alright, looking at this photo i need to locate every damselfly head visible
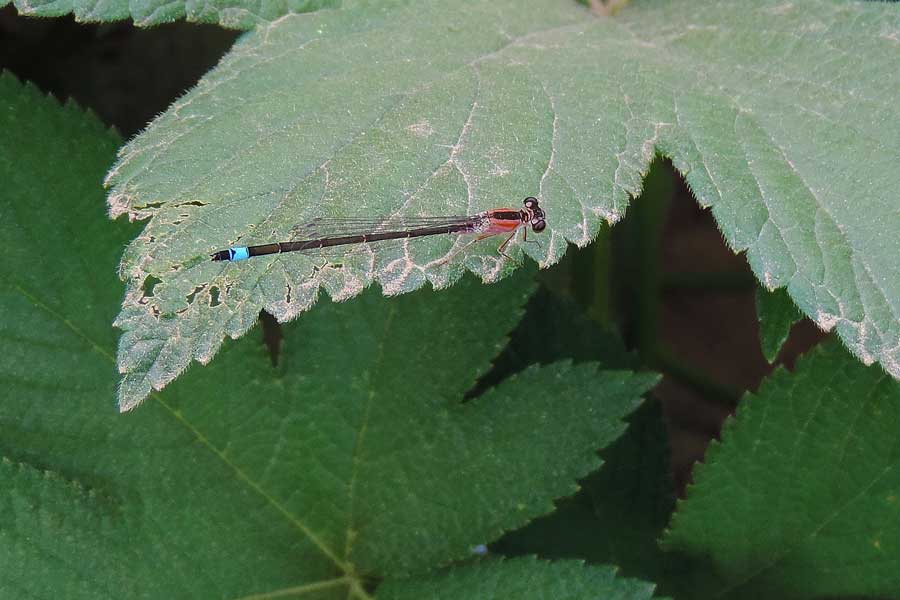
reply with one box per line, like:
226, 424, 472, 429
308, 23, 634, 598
522, 197, 546, 233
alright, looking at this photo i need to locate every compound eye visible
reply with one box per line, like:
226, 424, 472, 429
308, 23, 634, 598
524, 196, 538, 208
532, 219, 546, 233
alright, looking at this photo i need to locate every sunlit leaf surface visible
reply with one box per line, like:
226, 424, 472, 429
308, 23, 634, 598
107, 0, 900, 409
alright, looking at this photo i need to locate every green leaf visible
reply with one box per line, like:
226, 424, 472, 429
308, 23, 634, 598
378, 556, 663, 600
6, 279, 659, 589
0, 70, 138, 595
106, 0, 900, 410
662, 338, 900, 600
1, 75, 658, 595
0, 458, 136, 596
1, 0, 338, 29
0, 70, 131, 367
472, 289, 674, 582
755, 286, 803, 363
473, 288, 673, 581
474, 287, 637, 396
494, 399, 676, 584
4, 329, 655, 596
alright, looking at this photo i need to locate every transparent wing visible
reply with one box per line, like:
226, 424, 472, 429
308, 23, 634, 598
289, 214, 483, 240
273, 214, 488, 264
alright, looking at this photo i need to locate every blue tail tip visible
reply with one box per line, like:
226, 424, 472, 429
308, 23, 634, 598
211, 247, 250, 262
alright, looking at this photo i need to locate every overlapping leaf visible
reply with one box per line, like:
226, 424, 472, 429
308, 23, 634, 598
106, 0, 900, 410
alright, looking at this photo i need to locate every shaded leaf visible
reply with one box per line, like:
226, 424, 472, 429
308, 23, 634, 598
1, 457, 192, 598
0, 70, 132, 378
378, 556, 662, 600
755, 286, 803, 363
106, 0, 900, 410
663, 339, 900, 599
472, 286, 637, 396
495, 399, 675, 584
474, 288, 673, 582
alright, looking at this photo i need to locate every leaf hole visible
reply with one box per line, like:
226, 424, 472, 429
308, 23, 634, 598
186, 284, 207, 304
209, 286, 221, 307
141, 275, 162, 300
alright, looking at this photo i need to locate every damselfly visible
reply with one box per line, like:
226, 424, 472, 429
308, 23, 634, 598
211, 197, 546, 262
